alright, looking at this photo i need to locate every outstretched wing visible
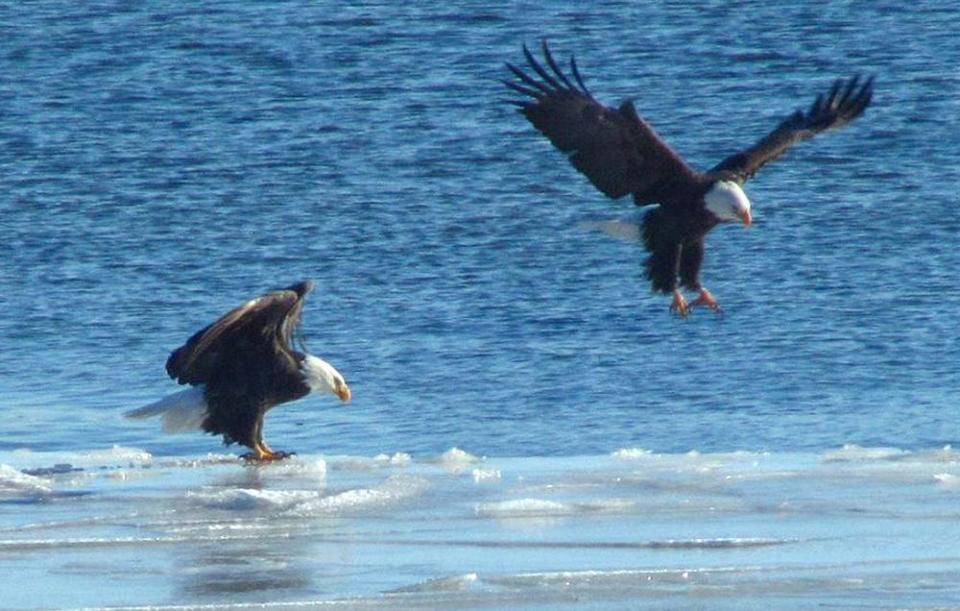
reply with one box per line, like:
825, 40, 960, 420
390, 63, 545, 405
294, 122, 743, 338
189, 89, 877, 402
166, 281, 313, 385
711, 76, 874, 183
504, 41, 701, 205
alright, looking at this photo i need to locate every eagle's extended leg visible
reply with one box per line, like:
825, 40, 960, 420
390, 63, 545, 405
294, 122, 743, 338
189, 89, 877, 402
240, 415, 294, 461
690, 287, 722, 314
670, 290, 690, 318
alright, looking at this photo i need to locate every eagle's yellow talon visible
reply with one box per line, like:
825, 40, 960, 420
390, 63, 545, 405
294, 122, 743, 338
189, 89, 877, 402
690, 288, 722, 314
670, 291, 690, 318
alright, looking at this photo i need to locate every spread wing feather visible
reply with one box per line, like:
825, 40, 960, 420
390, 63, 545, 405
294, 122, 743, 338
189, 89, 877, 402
711, 76, 873, 182
505, 41, 701, 204
165, 281, 313, 385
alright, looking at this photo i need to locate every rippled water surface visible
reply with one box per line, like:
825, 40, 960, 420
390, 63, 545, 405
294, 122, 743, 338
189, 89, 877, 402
1, 1, 958, 607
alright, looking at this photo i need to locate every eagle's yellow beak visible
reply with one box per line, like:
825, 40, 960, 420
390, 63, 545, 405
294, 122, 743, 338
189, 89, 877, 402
740, 209, 752, 227
336, 382, 352, 403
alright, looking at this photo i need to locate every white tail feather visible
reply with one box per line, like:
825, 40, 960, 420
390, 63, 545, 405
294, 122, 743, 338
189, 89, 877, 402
577, 218, 643, 242
125, 386, 208, 433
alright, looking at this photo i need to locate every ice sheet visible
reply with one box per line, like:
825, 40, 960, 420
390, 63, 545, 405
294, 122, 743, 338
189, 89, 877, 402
2, 446, 960, 608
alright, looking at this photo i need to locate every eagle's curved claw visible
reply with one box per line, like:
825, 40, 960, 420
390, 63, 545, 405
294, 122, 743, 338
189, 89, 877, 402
670, 290, 690, 318
690, 288, 723, 315
242, 451, 295, 463
243, 443, 296, 462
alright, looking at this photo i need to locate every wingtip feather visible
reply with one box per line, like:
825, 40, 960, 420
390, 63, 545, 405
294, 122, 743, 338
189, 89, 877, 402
540, 39, 576, 91
502, 79, 540, 98
569, 55, 590, 95
522, 41, 564, 91
506, 61, 551, 94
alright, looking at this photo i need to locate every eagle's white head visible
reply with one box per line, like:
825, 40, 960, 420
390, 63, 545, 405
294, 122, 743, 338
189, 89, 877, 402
301, 354, 352, 402
705, 180, 752, 226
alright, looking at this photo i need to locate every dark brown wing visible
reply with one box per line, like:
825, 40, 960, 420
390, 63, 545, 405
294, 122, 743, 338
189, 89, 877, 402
711, 76, 874, 183
504, 41, 701, 205
166, 281, 313, 385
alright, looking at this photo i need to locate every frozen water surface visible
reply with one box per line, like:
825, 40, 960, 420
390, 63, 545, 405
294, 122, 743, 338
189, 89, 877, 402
3, 446, 960, 609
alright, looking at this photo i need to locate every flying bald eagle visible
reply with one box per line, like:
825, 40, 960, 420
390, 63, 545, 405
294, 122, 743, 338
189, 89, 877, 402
126, 281, 351, 461
504, 42, 873, 316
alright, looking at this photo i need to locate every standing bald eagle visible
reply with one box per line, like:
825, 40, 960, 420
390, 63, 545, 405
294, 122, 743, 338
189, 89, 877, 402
504, 42, 873, 316
126, 281, 351, 461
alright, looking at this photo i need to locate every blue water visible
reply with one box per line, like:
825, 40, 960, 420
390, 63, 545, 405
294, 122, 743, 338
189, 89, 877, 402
2, 1, 958, 461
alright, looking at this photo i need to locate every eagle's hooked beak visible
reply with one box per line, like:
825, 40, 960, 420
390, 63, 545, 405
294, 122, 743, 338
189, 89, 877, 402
739, 209, 752, 227
335, 380, 352, 402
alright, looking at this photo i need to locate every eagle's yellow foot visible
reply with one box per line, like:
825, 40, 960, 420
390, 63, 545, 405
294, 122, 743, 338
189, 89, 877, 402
242, 442, 295, 462
690, 288, 722, 314
670, 290, 690, 318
